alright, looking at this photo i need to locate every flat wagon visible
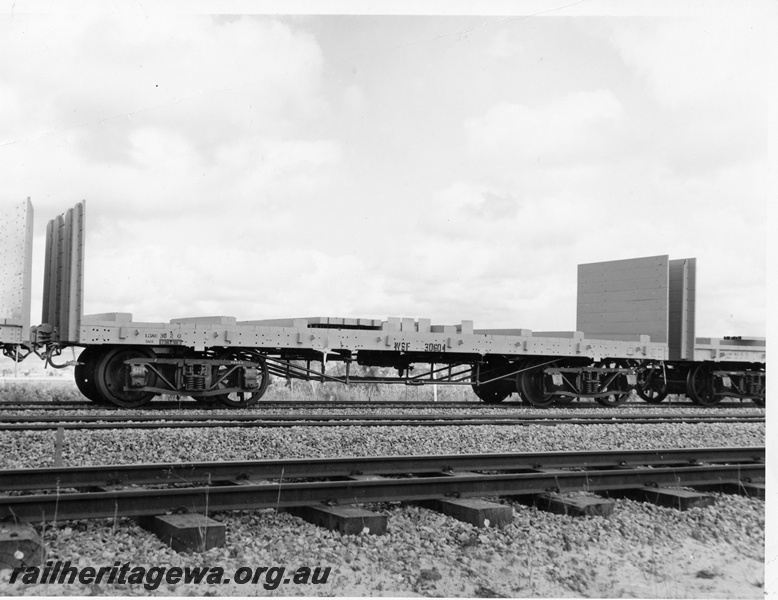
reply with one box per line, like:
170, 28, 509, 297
0, 200, 765, 408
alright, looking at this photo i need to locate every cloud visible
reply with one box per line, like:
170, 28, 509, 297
83, 241, 373, 322
0, 13, 353, 325
464, 90, 624, 172
343, 84, 367, 113
0, 13, 340, 218
609, 18, 767, 172
1, 15, 766, 340
610, 18, 765, 111
0, 15, 324, 152
487, 29, 526, 59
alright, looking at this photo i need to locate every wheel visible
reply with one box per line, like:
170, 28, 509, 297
595, 392, 630, 407
472, 384, 511, 404
94, 346, 157, 408
635, 365, 669, 404
74, 346, 107, 403
686, 363, 722, 406
471, 364, 513, 404
212, 349, 270, 408
519, 359, 555, 408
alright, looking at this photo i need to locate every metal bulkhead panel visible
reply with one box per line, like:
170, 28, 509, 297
41, 201, 85, 343
0, 198, 34, 344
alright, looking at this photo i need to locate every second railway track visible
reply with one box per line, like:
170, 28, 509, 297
0, 411, 764, 430
0, 446, 764, 523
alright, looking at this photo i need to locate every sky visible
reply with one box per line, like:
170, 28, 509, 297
0, 1, 772, 338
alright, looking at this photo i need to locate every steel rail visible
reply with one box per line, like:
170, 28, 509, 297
0, 399, 760, 410
0, 400, 531, 410
0, 447, 764, 492
0, 461, 763, 523
0, 413, 764, 431
0, 412, 764, 423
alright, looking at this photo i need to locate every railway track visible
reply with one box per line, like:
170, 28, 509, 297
0, 411, 764, 430
0, 398, 761, 411
0, 447, 764, 523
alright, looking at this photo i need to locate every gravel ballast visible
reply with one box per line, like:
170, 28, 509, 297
0, 393, 765, 598
0, 421, 764, 469
0, 494, 764, 597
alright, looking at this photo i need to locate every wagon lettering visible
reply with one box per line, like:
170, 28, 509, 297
424, 343, 446, 352
394, 342, 410, 352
